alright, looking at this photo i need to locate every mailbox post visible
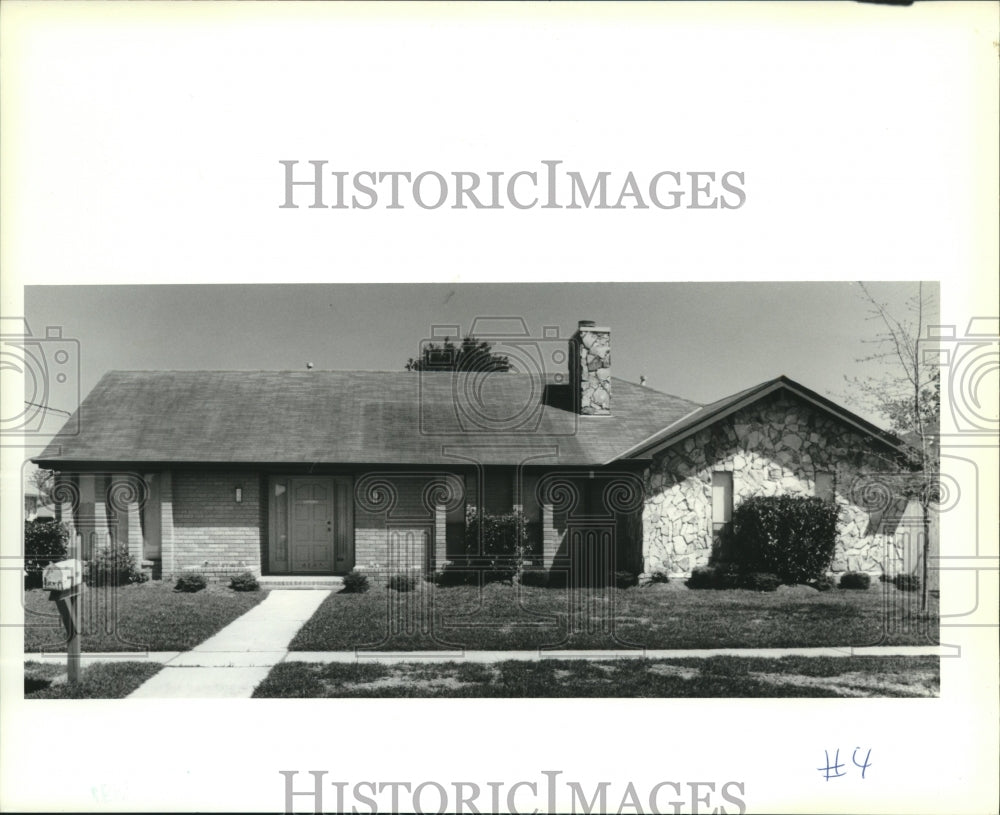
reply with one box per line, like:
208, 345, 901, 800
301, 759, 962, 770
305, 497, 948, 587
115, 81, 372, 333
43, 559, 84, 683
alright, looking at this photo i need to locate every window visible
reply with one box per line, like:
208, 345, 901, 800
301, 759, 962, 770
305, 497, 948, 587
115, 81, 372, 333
712, 471, 733, 526
815, 472, 835, 503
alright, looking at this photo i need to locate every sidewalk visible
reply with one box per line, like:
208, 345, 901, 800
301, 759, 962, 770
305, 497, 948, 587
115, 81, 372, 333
283, 644, 954, 664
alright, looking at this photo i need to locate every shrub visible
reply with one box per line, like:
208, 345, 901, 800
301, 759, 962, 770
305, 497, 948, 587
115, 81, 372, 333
739, 571, 782, 592
813, 574, 837, 592
430, 568, 476, 587
731, 495, 839, 584
720, 564, 743, 589
387, 573, 417, 592
24, 519, 69, 588
686, 565, 721, 590
342, 569, 370, 593
839, 571, 871, 590
614, 570, 638, 589
84, 541, 146, 587
646, 571, 670, 585
518, 570, 549, 588
175, 573, 208, 593
464, 508, 530, 582
229, 571, 259, 592
892, 573, 921, 592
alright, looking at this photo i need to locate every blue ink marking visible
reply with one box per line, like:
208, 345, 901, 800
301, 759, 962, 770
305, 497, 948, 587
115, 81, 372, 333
819, 749, 846, 780
852, 747, 872, 779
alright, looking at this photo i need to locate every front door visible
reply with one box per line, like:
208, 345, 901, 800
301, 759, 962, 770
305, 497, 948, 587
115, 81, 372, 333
268, 475, 354, 575
289, 478, 335, 572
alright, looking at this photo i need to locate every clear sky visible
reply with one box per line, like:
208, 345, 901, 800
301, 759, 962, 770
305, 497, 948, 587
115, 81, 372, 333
23, 280, 937, 445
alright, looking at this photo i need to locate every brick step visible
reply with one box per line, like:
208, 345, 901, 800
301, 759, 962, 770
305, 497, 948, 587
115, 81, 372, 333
257, 575, 344, 590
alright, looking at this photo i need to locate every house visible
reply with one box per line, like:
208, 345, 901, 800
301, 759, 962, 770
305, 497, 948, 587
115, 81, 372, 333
33, 321, 920, 583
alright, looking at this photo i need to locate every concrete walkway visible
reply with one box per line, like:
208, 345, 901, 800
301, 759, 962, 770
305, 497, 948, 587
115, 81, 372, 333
127, 589, 331, 698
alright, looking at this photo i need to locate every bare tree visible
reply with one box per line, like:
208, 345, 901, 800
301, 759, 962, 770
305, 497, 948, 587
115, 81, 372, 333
846, 282, 939, 611
28, 468, 57, 513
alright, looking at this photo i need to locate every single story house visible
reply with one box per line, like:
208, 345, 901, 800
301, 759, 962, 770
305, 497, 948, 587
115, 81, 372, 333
33, 321, 921, 583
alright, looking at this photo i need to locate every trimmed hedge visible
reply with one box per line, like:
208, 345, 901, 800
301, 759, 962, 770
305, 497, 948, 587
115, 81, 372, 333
839, 571, 871, 590
686, 565, 782, 591
892, 573, 921, 592
686, 565, 741, 590
342, 569, 370, 593
229, 571, 260, 592
739, 571, 782, 592
175, 573, 208, 593
731, 495, 839, 584
387, 573, 417, 592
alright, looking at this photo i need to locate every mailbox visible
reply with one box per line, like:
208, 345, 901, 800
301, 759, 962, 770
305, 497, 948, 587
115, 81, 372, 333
42, 559, 83, 592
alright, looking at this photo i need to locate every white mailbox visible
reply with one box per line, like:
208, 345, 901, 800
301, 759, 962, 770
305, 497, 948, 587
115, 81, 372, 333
42, 559, 83, 592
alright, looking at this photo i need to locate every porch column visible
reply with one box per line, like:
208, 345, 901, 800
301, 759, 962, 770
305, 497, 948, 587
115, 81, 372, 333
108, 475, 144, 567
159, 471, 176, 576
434, 504, 447, 570
55, 473, 80, 557
78, 473, 111, 558
126, 498, 143, 567
542, 503, 557, 570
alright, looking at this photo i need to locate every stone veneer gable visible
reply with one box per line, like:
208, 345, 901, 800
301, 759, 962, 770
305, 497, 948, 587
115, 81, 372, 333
641, 391, 908, 578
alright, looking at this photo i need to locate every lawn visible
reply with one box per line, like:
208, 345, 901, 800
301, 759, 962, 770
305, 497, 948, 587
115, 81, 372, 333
288, 581, 939, 651
253, 655, 939, 698
22, 581, 268, 653
24, 660, 162, 699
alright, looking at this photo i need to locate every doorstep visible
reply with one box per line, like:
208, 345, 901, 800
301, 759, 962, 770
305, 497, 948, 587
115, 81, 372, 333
257, 575, 344, 589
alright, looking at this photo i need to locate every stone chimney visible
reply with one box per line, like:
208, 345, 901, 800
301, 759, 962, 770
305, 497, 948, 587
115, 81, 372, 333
569, 320, 611, 415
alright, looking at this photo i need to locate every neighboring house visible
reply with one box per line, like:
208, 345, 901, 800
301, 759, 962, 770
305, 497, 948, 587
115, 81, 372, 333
33, 321, 920, 583
24, 486, 42, 521
23, 477, 54, 522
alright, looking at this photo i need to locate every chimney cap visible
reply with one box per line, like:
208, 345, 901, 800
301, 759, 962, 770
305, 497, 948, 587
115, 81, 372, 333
575, 320, 611, 333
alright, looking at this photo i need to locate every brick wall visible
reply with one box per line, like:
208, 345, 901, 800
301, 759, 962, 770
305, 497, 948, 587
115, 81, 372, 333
169, 471, 263, 579
354, 474, 436, 575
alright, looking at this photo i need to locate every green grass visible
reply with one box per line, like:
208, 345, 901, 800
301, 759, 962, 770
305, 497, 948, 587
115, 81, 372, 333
24, 660, 162, 699
253, 655, 939, 698
288, 581, 939, 651
22, 580, 268, 653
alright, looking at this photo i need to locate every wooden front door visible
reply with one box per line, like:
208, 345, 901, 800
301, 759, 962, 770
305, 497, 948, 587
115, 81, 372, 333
270, 476, 353, 575
289, 478, 334, 572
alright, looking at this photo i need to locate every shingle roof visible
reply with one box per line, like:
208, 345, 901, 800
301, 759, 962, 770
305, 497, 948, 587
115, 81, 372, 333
34, 370, 701, 467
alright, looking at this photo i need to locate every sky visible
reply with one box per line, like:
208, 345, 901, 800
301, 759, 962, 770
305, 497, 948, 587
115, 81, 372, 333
22, 280, 938, 446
